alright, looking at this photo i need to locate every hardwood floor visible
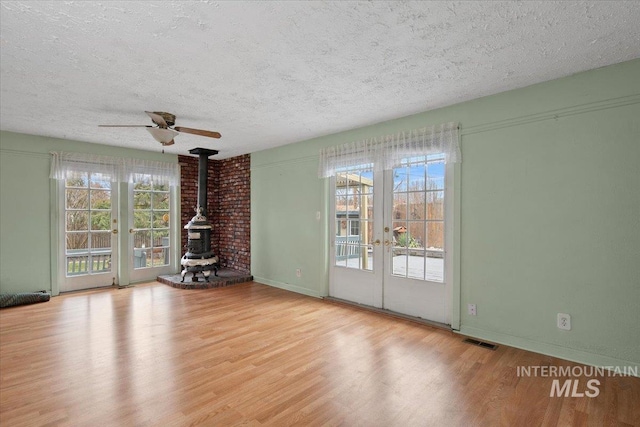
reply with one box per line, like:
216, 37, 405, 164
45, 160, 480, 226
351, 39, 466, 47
1, 282, 638, 426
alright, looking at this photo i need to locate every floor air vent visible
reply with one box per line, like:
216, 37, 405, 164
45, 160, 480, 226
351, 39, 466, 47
463, 338, 498, 350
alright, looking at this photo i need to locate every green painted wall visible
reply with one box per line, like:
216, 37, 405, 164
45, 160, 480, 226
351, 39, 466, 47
251, 59, 640, 370
251, 157, 328, 297
0, 132, 178, 295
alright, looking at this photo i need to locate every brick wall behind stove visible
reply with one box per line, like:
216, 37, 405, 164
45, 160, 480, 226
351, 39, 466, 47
178, 154, 250, 273
213, 154, 251, 272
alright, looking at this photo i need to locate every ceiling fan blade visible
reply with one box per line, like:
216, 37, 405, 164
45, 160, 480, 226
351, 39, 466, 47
98, 125, 152, 128
145, 111, 168, 128
174, 126, 221, 139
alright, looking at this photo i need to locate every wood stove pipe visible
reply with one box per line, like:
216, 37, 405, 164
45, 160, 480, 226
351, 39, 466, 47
188, 147, 219, 215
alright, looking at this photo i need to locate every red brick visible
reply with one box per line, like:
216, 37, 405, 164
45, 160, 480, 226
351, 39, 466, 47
178, 154, 251, 273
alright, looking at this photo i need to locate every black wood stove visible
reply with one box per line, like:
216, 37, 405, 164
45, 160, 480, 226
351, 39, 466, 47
180, 148, 220, 282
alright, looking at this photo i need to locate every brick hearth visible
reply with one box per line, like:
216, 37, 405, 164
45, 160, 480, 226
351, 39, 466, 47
157, 269, 253, 290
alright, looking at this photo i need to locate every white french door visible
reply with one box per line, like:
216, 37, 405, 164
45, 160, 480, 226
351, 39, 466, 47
54, 153, 180, 293
330, 168, 383, 307
59, 173, 177, 292
329, 155, 453, 325
128, 175, 176, 282
59, 171, 118, 292
381, 155, 452, 323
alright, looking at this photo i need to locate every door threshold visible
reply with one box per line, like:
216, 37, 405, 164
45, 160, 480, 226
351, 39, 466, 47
60, 284, 120, 295
323, 296, 451, 331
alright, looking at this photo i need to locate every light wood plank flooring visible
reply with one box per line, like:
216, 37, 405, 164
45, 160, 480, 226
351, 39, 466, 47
1, 282, 638, 426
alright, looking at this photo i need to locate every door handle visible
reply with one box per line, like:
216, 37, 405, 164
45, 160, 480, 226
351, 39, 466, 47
384, 240, 391, 246
374, 239, 381, 246
112, 229, 118, 234
129, 228, 134, 234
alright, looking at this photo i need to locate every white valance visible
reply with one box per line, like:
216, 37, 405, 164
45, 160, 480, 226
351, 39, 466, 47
50, 152, 180, 186
50, 152, 123, 181
124, 158, 180, 186
318, 122, 460, 178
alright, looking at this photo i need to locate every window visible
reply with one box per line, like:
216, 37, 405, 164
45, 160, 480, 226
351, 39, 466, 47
348, 218, 360, 236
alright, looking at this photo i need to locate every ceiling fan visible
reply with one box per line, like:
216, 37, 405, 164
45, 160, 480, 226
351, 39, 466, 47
99, 111, 221, 146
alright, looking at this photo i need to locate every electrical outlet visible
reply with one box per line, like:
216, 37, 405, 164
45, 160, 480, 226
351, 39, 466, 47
557, 313, 571, 330
468, 304, 477, 316
296, 268, 301, 278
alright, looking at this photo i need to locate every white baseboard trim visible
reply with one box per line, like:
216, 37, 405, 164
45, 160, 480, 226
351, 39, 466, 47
458, 326, 639, 377
253, 276, 322, 299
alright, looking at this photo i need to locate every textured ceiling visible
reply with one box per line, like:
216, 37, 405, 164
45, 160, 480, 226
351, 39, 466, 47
1, 1, 639, 158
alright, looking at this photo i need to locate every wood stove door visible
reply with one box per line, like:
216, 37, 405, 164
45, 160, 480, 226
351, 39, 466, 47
59, 173, 119, 292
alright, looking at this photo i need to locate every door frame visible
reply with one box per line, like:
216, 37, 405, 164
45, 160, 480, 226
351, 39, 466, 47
127, 180, 179, 283
51, 180, 180, 294
56, 176, 119, 293
327, 160, 459, 327
381, 161, 455, 325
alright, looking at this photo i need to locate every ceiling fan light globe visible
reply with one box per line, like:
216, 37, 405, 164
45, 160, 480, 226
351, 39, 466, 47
147, 127, 179, 144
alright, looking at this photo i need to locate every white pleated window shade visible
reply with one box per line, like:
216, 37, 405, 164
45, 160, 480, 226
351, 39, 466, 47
318, 122, 460, 178
50, 152, 180, 186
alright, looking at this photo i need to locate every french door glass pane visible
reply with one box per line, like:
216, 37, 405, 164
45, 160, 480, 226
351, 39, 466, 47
132, 176, 171, 269
90, 190, 111, 209
407, 163, 426, 190
134, 211, 151, 228
92, 232, 111, 250
427, 161, 445, 190
394, 193, 407, 220
335, 168, 374, 271
90, 173, 112, 189
91, 211, 111, 230
64, 172, 113, 277
408, 221, 425, 249
134, 230, 151, 248
152, 211, 169, 228
66, 189, 88, 209
152, 192, 169, 209
391, 155, 445, 282
66, 212, 88, 230
67, 232, 88, 250
427, 191, 444, 220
